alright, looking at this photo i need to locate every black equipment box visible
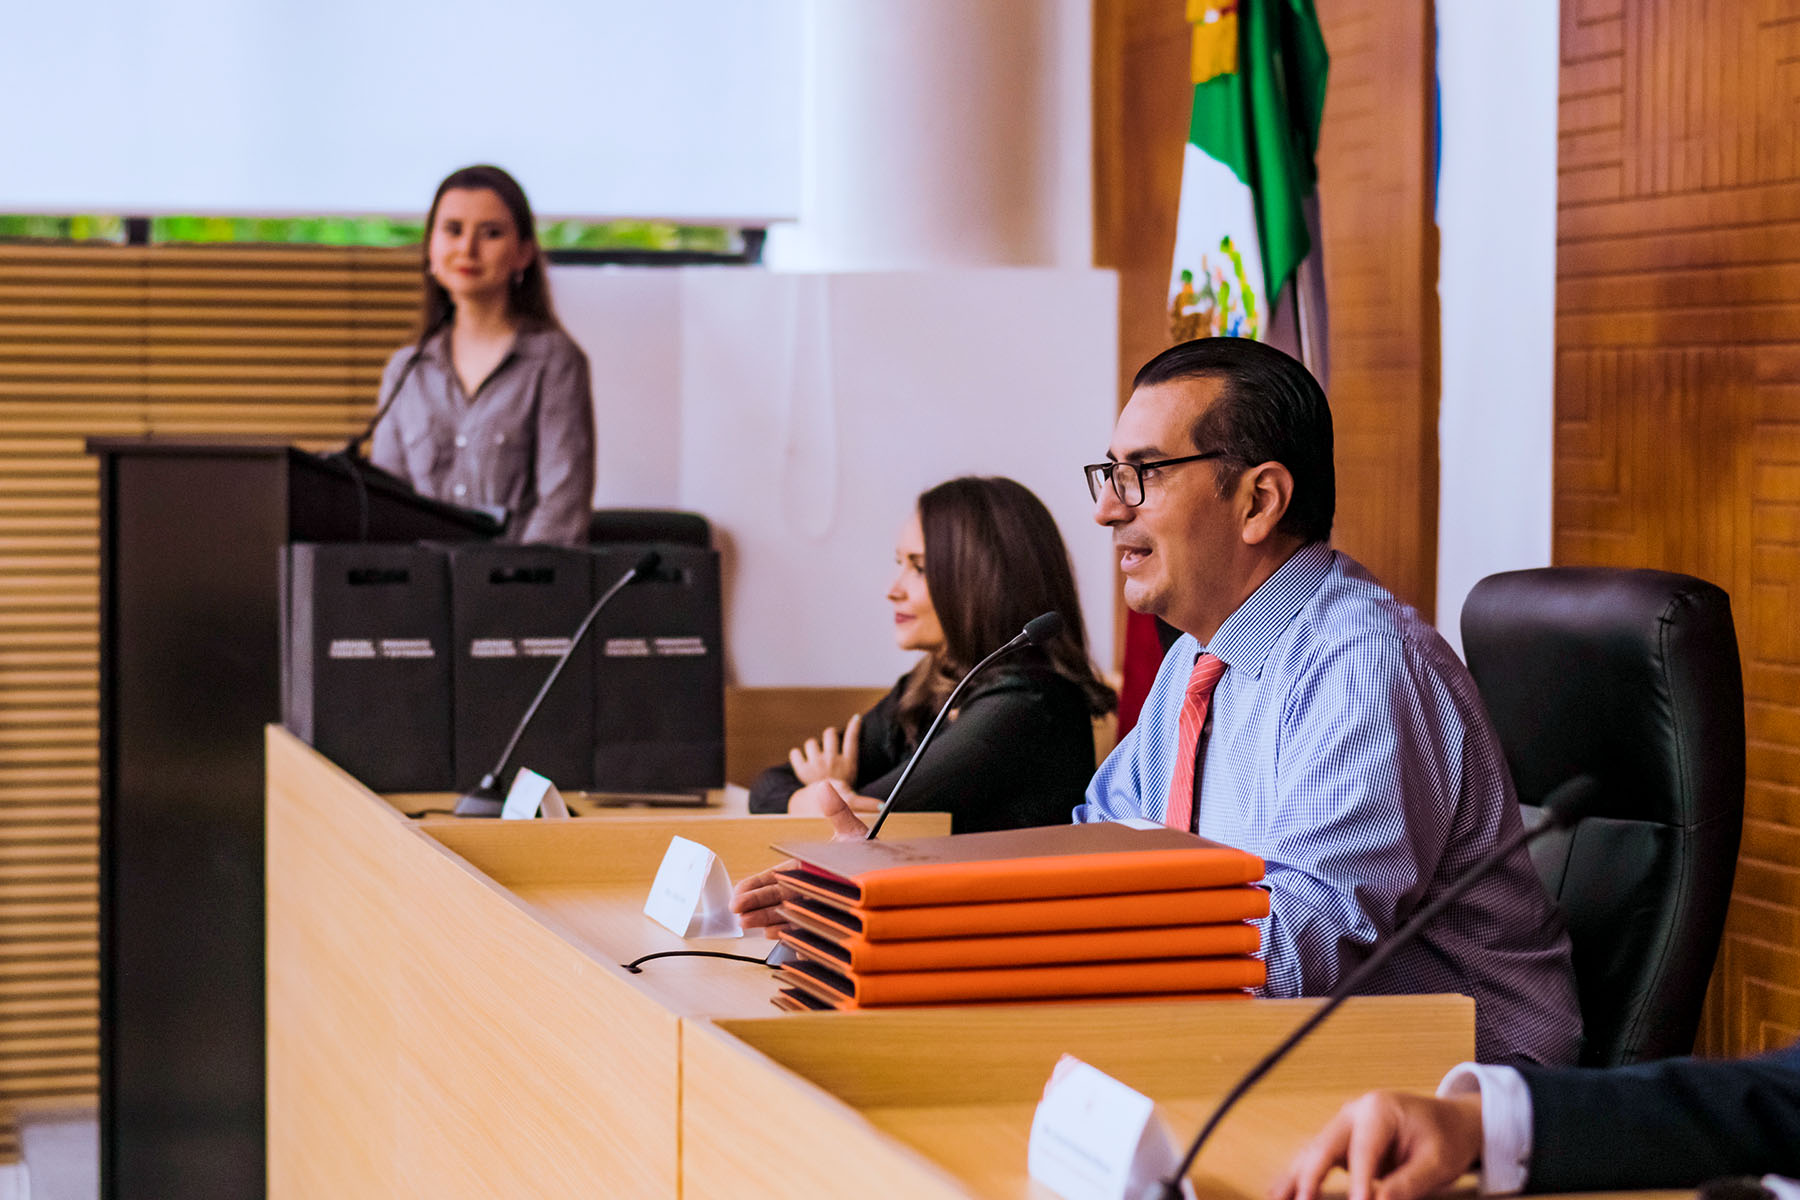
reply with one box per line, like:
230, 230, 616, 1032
590, 544, 726, 792
449, 543, 597, 790
282, 542, 454, 792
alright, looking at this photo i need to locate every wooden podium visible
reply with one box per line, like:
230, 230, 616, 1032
90, 440, 497, 1199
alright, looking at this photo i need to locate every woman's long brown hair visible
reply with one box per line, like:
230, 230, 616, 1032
415, 164, 560, 344
895, 476, 1115, 738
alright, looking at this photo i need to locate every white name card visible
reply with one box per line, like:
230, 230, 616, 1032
501, 768, 570, 820
643, 836, 743, 938
1028, 1055, 1195, 1200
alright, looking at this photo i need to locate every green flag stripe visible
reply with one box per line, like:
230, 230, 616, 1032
1187, 74, 1247, 180
1184, 0, 1330, 307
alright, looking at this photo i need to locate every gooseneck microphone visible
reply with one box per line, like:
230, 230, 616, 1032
1155, 773, 1601, 1199
342, 325, 441, 459
454, 550, 661, 817
319, 332, 442, 541
863, 611, 1065, 839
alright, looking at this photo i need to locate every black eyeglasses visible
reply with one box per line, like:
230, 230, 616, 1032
1083, 452, 1224, 507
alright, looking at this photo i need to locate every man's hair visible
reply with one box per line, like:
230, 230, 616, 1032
1132, 337, 1335, 544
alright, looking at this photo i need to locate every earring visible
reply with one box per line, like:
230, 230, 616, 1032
511, 270, 524, 287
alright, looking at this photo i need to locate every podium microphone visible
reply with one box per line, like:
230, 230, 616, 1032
1155, 773, 1600, 1199
454, 550, 662, 817
342, 338, 431, 460
864, 611, 1064, 839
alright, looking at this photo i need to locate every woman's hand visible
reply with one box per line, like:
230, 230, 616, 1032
788, 713, 861, 786
787, 778, 882, 816
732, 782, 873, 937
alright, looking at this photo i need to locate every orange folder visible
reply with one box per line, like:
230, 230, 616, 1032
771, 822, 1265, 909
771, 984, 1256, 1014
780, 885, 1271, 942
773, 987, 829, 1013
776, 949, 1268, 1007
776, 918, 1261, 974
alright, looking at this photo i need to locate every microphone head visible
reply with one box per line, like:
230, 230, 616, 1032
631, 550, 661, 578
1538, 773, 1599, 830
1022, 612, 1064, 645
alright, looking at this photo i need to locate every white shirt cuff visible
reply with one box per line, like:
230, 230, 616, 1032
1438, 1062, 1533, 1194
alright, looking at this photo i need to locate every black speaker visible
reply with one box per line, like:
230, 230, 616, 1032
282, 542, 453, 792
449, 543, 597, 790
590, 543, 725, 791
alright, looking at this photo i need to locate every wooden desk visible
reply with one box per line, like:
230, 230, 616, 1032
265, 725, 945, 1198
683, 997, 1475, 1199
269, 727, 1680, 1200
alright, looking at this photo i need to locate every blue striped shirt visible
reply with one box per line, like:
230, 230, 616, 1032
1079, 544, 1582, 1065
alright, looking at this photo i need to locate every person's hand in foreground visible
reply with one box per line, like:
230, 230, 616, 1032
788, 713, 861, 786
730, 780, 871, 938
1271, 1090, 1484, 1200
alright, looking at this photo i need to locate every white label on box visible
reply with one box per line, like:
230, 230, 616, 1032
501, 768, 569, 820
1028, 1056, 1195, 1200
644, 836, 743, 938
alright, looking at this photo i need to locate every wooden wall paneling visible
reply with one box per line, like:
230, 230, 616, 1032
0, 242, 417, 1114
1554, 0, 1800, 1057
1094, 0, 1439, 621
1092, 0, 1192, 414
723, 685, 892, 788
1310, 0, 1438, 616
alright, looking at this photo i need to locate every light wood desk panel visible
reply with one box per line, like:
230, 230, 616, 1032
421, 812, 950, 1018
683, 996, 1474, 1200
269, 725, 679, 1197
266, 726, 947, 1198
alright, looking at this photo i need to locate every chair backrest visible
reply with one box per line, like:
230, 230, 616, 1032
1460, 567, 1744, 1067
588, 508, 712, 548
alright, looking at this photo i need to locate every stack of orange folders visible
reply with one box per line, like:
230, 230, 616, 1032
766, 822, 1270, 1011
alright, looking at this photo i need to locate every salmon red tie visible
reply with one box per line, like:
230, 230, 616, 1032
1164, 652, 1226, 832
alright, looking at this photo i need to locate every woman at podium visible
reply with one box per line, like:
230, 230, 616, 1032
749, 476, 1116, 832
371, 165, 595, 546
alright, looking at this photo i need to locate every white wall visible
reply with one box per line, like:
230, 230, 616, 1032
0, 0, 802, 221
680, 269, 1118, 686
549, 265, 1120, 689
1435, 2, 1560, 652
542, 1, 1113, 687
552, 269, 684, 509
766, 0, 1093, 271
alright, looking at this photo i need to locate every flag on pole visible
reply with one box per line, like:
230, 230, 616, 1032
1166, 0, 1328, 357
1123, 2, 1330, 743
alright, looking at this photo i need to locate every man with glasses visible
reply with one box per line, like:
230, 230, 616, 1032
1078, 336, 1578, 1066
734, 337, 1578, 1066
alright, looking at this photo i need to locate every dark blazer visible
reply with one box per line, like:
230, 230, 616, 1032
1520, 1042, 1800, 1192
747, 656, 1097, 834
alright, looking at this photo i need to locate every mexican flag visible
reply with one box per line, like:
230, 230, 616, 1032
1167, 0, 1329, 351
1124, 1, 1330, 742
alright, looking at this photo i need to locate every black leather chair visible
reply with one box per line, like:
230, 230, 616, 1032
1461, 567, 1744, 1067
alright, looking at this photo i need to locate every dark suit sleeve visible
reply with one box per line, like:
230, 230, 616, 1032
1520, 1045, 1800, 1192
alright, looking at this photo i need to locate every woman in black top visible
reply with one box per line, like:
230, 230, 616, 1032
748, 476, 1115, 833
